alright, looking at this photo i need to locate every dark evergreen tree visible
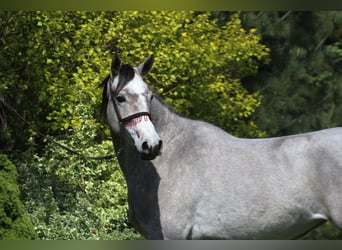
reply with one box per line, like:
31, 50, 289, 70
240, 11, 342, 137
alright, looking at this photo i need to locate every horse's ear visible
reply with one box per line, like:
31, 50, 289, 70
111, 54, 121, 77
137, 55, 154, 77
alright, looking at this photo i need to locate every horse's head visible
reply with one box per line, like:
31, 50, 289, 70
104, 54, 162, 161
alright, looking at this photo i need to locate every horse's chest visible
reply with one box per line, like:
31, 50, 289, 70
126, 176, 163, 239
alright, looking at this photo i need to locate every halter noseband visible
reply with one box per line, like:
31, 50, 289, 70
119, 112, 153, 128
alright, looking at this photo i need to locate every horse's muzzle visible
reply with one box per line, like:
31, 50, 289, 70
141, 140, 163, 161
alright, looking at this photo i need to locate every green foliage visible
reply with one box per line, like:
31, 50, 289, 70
0, 154, 36, 239
0, 125, 13, 154
15, 104, 140, 240
241, 11, 342, 137
0, 11, 113, 149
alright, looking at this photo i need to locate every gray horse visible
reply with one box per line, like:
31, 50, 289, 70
101, 54, 342, 239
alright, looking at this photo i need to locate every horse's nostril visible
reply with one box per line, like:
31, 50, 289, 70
140, 140, 162, 160
141, 140, 162, 157
142, 141, 149, 151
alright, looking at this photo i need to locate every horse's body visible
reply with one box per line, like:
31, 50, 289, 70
103, 55, 342, 239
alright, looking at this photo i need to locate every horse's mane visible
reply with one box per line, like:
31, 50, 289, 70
100, 74, 110, 120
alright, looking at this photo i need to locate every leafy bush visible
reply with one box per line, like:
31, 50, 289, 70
15, 104, 141, 240
0, 154, 36, 239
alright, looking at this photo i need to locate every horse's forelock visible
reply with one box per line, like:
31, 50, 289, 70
114, 64, 135, 94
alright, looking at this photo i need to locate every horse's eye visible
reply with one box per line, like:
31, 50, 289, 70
116, 95, 126, 103
151, 95, 154, 101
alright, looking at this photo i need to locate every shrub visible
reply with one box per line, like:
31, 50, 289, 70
0, 154, 36, 239
15, 105, 141, 239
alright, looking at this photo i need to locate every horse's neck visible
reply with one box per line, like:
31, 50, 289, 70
150, 97, 184, 142
114, 97, 184, 176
